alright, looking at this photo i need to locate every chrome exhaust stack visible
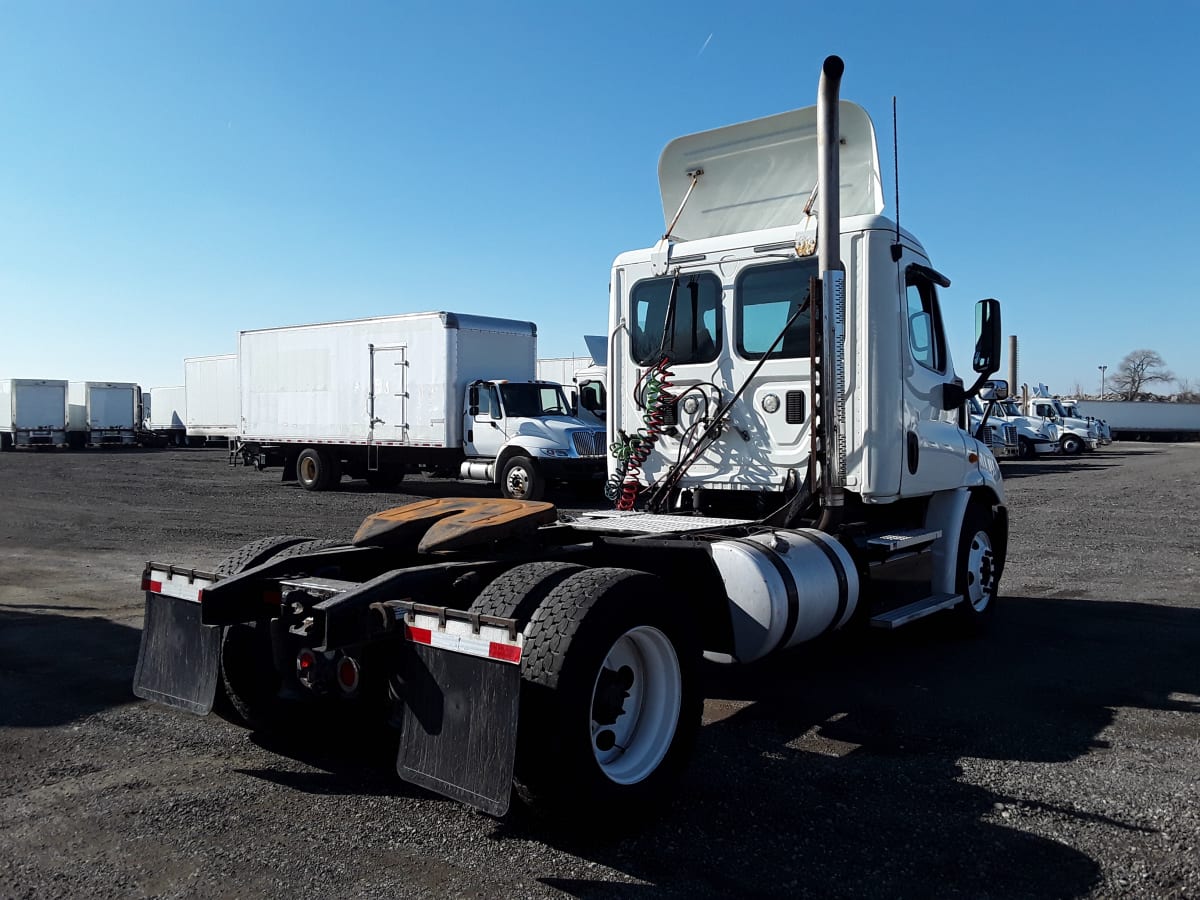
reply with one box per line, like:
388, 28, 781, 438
817, 55, 847, 525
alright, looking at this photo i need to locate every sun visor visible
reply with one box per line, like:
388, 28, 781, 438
657, 101, 884, 242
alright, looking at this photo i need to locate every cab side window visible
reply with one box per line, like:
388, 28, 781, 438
476, 384, 501, 419
905, 276, 947, 374
579, 380, 605, 416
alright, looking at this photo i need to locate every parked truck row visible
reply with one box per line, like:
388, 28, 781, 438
0, 379, 142, 450
135, 56, 1013, 823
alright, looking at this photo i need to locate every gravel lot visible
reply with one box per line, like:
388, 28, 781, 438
1, 445, 1198, 899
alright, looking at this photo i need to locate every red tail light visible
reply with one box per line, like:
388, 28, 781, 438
297, 649, 317, 672
336, 656, 360, 693
141, 576, 162, 593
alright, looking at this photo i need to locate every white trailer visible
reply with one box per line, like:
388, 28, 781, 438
67, 381, 140, 448
146, 386, 187, 445
1074, 400, 1200, 441
0, 379, 69, 450
234, 311, 607, 498
184, 354, 239, 445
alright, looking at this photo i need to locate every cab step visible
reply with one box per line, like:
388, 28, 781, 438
864, 529, 942, 553
869, 592, 961, 629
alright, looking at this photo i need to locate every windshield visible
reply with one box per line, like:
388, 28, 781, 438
1050, 399, 1068, 416
1062, 403, 1078, 416
999, 400, 1021, 416
499, 383, 571, 418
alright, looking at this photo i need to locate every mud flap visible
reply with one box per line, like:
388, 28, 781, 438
133, 592, 222, 714
396, 643, 520, 816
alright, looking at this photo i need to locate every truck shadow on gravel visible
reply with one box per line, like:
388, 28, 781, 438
521, 595, 1199, 899
0, 607, 142, 727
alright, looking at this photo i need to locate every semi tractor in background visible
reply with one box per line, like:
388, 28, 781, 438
135, 56, 1007, 822
230, 311, 606, 499
537, 335, 608, 428
67, 381, 140, 448
0, 379, 70, 450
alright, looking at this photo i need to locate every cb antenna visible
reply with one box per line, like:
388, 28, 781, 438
890, 96, 902, 262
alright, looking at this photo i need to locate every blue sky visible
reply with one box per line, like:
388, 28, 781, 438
1, 1, 1197, 397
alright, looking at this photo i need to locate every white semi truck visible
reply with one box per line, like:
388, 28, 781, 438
1020, 391, 1100, 455
231, 311, 607, 499
0, 379, 70, 450
67, 381, 140, 448
134, 57, 1007, 823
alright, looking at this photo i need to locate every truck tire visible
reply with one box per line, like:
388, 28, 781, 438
297, 447, 338, 491
513, 567, 702, 823
1060, 434, 1083, 456
0, 433, 11, 452
954, 503, 1000, 625
1017, 437, 1036, 460
365, 469, 405, 490
468, 561, 587, 625
214, 535, 313, 576
218, 538, 347, 729
500, 455, 545, 502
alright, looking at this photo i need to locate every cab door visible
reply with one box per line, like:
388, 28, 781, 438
463, 382, 506, 459
899, 265, 968, 495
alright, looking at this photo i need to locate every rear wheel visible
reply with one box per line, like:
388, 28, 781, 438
0, 433, 11, 452
469, 561, 586, 624
297, 447, 339, 491
513, 567, 702, 823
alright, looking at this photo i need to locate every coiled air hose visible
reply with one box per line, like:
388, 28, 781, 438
610, 357, 675, 510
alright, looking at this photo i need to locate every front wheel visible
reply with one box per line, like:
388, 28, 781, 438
954, 504, 1001, 625
514, 567, 702, 823
1017, 437, 1036, 460
499, 455, 545, 502
1060, 434, 1083, 456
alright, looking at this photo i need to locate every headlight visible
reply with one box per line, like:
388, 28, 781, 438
538, 448, 570, 458
760, 393, 781, 414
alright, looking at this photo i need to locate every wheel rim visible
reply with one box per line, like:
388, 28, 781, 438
299, 456, 317, 484
965, 529, 996, 612
589, 625, 682, 785
505, 464, 531, 499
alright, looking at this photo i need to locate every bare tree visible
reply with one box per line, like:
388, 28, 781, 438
1177, 376, 1199, 403
1110, 349, 1174, 400
1070, 379, 1087, 399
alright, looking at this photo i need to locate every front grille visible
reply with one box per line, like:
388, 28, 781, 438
572, 431, 607, 457
1003, 424, 1017, 446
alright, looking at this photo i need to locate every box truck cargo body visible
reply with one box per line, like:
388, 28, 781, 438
146, 386, 187, 444
0, 379, 69, 449
234, 311, 606, 498
1075, 400, 1200, 441
67, 382, 140, 447
184, 354, 238, 444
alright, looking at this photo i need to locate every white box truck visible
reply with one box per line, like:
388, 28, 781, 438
146, 386, 187, 445
184, 354, 239, 446
135, 57, 1008, 823
67, 381, 140, 448
538, 335, 608, 427
233, 311, 607, 499
0, 379, 70, 450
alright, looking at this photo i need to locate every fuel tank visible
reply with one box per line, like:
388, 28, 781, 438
709, 529, 859, 662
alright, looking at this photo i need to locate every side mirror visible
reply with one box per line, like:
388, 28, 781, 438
568, 390, 579, 418
972, 298, 1002, 375
979, 379, 1009, 401
468, 385, 479, 417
